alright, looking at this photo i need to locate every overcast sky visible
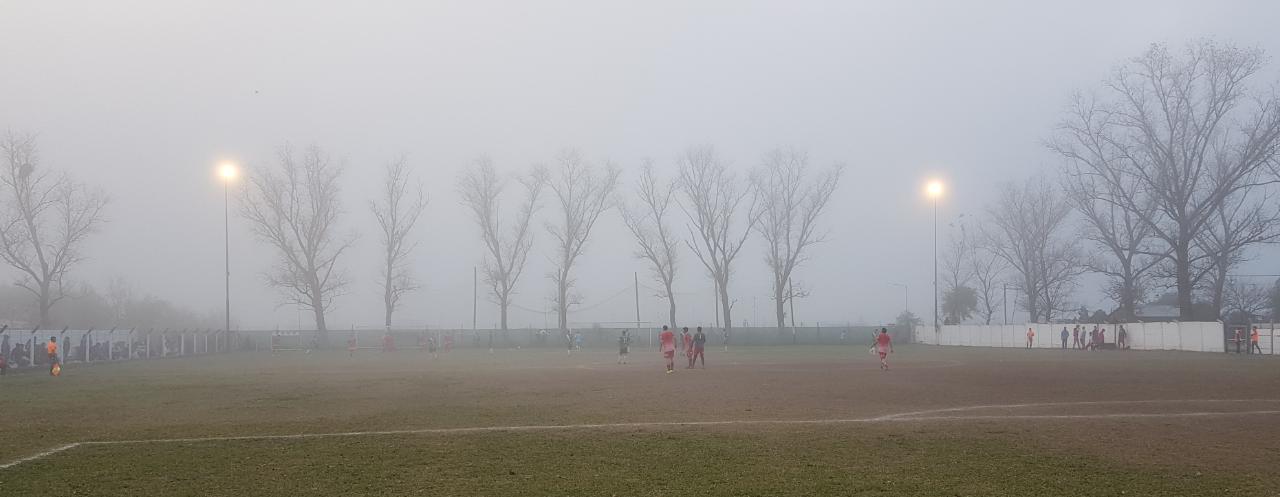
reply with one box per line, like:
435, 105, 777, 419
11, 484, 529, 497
2, 0, 1279, 331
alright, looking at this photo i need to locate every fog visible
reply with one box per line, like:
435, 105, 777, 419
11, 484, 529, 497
2, 0, 1278, 331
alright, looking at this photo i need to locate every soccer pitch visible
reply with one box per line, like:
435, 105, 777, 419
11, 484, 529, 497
2, 345, 1278, 496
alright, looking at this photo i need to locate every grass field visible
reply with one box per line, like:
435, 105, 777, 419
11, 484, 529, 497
2, 344, 1278, 496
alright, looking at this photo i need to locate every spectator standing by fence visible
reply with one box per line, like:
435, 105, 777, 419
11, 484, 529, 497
1060, 327, 1069, 349
1025, 328, 1035, 348
1072, 326, 1081, 349
1117, 325, 1128, 350
1251, 326, 1263, 354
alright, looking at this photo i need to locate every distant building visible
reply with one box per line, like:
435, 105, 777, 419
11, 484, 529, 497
1133, 293, 1218, 322
1133, 304, 1179, 322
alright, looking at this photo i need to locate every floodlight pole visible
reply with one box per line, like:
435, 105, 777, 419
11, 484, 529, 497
933, 197, 939, 336
224, 179, 231, 335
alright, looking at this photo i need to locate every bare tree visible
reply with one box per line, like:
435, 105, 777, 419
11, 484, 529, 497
940, 228, 974, 300
545, 150, 620, 331
619, 160, 680, 328
1050, 41, 1280, 320
985, 176, 1082, 323
369, 157, 428, 328
676, 145, 759, 335
457, 157, 545, 331
1059, 154, 1163, 319
0, 132, 108, 326
238, 144, 353, 333
968, 238, 1006, 325
1196, 187, 1280, 317
940, 224, 976, 325
751, 148, 842, 330
1222, 278, 1271, 322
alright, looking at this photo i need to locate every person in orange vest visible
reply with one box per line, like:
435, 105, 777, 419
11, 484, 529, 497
1025, 328, 1035, 348
1251, 326, 1263, 354
46, 336, 60, 376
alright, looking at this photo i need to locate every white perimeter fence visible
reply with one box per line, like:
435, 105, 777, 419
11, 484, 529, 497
0, 326, 243, 371
914, 322, 1278, 354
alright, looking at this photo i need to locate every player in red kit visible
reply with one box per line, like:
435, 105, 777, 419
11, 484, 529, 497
659, 325, 676, 373
875, 328, 894, 371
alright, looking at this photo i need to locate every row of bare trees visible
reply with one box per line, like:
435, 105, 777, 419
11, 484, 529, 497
940, 40, 1280, 325
456, 145, 843, 336
232, 143, 842, 336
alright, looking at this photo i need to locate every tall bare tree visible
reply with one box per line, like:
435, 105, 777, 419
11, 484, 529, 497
619, 160, 680, 328
968, 238, 1006, 325
0, 132, 108, 326
1050, 41, 1280, 320
940, 228, 974, 300
369, 157, 428, 328
940, 225, 976, 325
1060, 154, 1163, 319
545, 150, 620, 331
676, 146, 759, 335
985, 177, 1082, 323
457, 157, 545, 331
1196, 187, 1280, 317
238, 144, 353, 333
751, 148, 842, 329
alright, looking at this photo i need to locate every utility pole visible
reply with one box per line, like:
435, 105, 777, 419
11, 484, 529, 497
476, 267, 489, 352
1002, 283, 1008, 326
633, 272, 641, 330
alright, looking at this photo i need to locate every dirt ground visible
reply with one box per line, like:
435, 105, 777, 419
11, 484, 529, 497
1, 344, 1278, 495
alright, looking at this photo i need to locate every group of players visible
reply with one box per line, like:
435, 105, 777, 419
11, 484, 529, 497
615, 326, 708, 372
619, 325, 896, 373
618, 325, 709, 372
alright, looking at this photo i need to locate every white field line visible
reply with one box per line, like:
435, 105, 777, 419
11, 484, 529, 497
4, 399, 1279, 471
0, 443, 82, 470
872, 398, 1280, 420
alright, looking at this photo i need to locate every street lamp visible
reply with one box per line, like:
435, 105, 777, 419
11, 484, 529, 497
217, 162, 238, 335
925, 180, 945, 336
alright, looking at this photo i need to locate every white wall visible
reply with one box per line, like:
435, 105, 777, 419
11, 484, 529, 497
914, 321, 1238, 353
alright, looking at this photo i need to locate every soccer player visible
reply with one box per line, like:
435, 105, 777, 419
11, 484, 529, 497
1251, 326, 1263, 354
46, 337, 59, 376
692, 326, 707, 368
1025, 328, 1035, 348
682, 327, 694, 368
875, 328, 893, 371
618, 329, 630, 364
659, 325, 676, 373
